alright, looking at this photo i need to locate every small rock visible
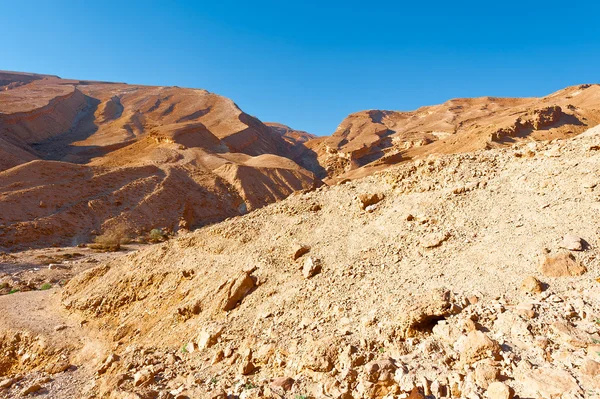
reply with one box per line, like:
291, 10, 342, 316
133, 368, 155, 387
239, 358, 255, 375
520, 276, 544, 294
581, 359, 600, 377
474, 362, 500, 389
97, 353, 119, 375
211, 349, 224, 365
216, 269, 256, 312
291, 244, 310, 260
20, 383, 42, 396
364, 358, 397, 382
54, 325, 68, 331
365, 204, 378, 213
302, 257, 322, 279
0, 377, 19, 389
539, 252, 586, 277
358, 193, 384, 210
197, 325, 224, 350
270, 377, 294, 392
420, 232, 449, 249
517, 367, 580, 398
46, 360, 71, 374
486, 381, 513, 399
560, 234, 584, 251
460, 331, 501, 364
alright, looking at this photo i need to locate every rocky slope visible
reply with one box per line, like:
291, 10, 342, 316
0, 72, 319, 249
305, 84, 600, 181
1, 126, 598, 398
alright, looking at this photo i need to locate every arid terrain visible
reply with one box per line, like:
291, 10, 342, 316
0, 71, 599, 398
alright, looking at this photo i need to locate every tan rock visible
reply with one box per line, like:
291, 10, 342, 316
581, 359, 600, 377
520, 276, 543, 294
358, 193, 384, 210
270, 377, 294, 392
20, 383, 42, 396
460, 331, 501, 364
303, 338, 338, 372
363, 358, 397, 383
133, 368, 155, 387
302, 257, 322, 279
46, 360, 71, 374
196, 325, 224, 350
517, 367, 580, 398
239, 358, 255, 375
474, 362, 500, 389
0, 377, 19, 389
420, 232, 449, 249
539, 252, 586, 277
486, 381, 512, 399
291, 244, 310, 260
97, 353, 119, 375
215, 269, 256, 311
551, 321, 592, 348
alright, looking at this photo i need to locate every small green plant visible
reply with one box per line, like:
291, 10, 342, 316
181, 343, 188, 353
379, 347, 385, 353
243, 382, 257, 390
594, 319, 600, 325
40, 283, 52, 290
148, 228, 166, 243
295, 395, 309, 399
210, 377, 218, 385
9, 289, 19, 294
593, 338, 600, 344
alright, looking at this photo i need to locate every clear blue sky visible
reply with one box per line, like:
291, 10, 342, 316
3, 1, 599, 136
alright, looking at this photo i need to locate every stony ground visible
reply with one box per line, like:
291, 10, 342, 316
1, 129, 599, 398
0, 245, 144, 296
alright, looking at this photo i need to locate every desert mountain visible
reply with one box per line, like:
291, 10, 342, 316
1, 125, 599, 398
3, 71, 600, 249
304, 84, 600, 181
0, 71, 319, 249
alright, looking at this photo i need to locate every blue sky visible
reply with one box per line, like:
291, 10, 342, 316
3, 1, 599, 135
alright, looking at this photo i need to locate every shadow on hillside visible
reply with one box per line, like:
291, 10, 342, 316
31, 95, 105, 163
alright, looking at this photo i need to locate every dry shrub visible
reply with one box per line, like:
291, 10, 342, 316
89, 224, 131, 252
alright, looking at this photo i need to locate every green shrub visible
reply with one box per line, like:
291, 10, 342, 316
40, 283, 52, 290
148, 228, 166, 243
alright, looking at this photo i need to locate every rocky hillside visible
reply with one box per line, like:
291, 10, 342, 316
0, 72, 319, 249
1, 126, 597, 398
305, 84, 600, 181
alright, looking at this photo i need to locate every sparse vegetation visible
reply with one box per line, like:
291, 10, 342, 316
89, 225, 131, 251
295, 395, 308, 399
181, 343, 188, 353
210, 377, 218, 385
8, 289, 19, 294
40, 283, 52, 290
147, 228, 167, 243
243, 382, 257, 390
